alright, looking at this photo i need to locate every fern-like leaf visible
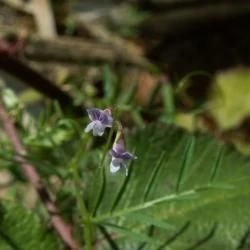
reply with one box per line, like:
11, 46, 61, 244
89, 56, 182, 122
88, 124, 250, 250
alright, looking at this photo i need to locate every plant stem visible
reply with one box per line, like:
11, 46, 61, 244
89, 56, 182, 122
100, 125, 116, 168
70, 134, 93, 250
73, 169, 93, 250
92, 126, 116, 217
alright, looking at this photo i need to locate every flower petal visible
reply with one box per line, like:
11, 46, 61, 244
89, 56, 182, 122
86, 108, 102, 121
110, 149, 120, 158
104, 109, 113, 127
110, 164, 120, 173
84, 121, 95, 133
99, 110, 113, 127
106, 116, 113, 127
121, 152, 137, 160
124, 165, 128, 176
92, 121, 105, 136
113, 140, 125, 154
110, 158, 122, 173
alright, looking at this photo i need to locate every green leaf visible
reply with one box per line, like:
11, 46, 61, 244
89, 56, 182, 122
0, 201, 62, 250
176, 135, 195, 192
89, 124, 250, 249
103, 65, 117, 105
162, 84, 175, 124
102, 223, 158, 245
126, 212, 172, 231
19, 89, 43, 105
98, 225, 120, 250
25, 119, 75, 147
209, 68, 250, 129
117, 78, 137, 105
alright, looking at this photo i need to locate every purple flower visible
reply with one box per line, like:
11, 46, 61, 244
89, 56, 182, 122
85, 108, 113, 136
109, 139, 137, 176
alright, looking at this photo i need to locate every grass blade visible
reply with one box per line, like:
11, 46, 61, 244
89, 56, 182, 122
162, 83, 175, 124
103, 65, 117, 104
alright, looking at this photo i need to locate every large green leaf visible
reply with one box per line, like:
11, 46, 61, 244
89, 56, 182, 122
88, 124, 250, 250
0, 201, 62, 250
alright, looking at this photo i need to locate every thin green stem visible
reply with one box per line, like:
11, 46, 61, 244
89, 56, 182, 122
175, 71, 212, 95
73, 168, 93, 250
69, 134, 93, 250
92, 125, 116, 217
100, 125, 116, 168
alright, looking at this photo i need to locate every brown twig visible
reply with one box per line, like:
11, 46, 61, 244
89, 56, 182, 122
0, 101, 80, 250
1, 0, 57, 38
0, 54, 84, 116
31, 0, 57, 38
0, 23, 151, 67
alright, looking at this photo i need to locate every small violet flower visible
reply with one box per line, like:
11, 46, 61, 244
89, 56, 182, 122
85, 108, 113, 136
109, 139, 137, 176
